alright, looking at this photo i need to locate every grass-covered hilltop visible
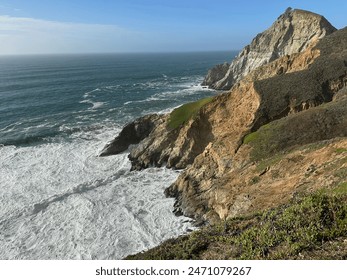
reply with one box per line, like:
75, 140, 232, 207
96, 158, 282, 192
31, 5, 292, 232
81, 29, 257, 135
101, 8, 347, 259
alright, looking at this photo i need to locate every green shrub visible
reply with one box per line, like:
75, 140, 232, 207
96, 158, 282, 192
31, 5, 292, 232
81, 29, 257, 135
126, 188, 347, 260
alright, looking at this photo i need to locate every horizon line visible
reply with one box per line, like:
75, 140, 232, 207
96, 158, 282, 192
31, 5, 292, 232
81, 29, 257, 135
0, 50, 240, 57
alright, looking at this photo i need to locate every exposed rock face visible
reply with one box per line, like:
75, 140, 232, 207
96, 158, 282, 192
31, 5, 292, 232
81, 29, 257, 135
201, 62, 230, 87
167, 27, 347, 222
129, 111, 213, 170
99, 114, 162, 156
125, 27, 340, 173
203, 8, 336, 90
168, 100, 347, 223
101, 12, 347, 226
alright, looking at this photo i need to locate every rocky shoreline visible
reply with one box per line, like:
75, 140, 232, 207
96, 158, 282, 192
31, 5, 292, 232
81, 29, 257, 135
101, 8, 347, 258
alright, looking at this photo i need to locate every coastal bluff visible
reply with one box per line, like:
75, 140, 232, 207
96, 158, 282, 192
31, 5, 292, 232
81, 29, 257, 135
101, 9, 347, 228
202, 8, 336, 90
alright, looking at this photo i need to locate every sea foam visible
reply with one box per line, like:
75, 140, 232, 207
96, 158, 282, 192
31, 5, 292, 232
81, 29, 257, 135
0, 128, 192, 259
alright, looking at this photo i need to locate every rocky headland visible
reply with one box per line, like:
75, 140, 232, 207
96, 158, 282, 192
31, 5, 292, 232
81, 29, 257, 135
101, 8, 347, 259
202, 8, 336, 90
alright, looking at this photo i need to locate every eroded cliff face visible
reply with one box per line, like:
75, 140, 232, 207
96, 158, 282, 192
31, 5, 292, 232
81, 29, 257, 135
169, 99, 347, 223
100, 14, 347, 225
122, 37, 325, 173
202, 8, 336, 90
166, 27, 347, 223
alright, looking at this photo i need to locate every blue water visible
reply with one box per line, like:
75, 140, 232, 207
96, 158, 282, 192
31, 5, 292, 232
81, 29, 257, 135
0, 52, 234, 147
0, 52, 235, 259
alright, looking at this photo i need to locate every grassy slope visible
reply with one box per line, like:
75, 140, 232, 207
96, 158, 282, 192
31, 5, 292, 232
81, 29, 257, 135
168, 97, 213, 129
126, 185, 347, 260
243, 98, 347, 161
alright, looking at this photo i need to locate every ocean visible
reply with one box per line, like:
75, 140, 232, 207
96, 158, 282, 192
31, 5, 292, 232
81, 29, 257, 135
0, 51, 235, 259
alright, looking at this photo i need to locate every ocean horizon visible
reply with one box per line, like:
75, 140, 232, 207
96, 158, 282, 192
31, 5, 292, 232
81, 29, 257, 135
0, 51, 236, 259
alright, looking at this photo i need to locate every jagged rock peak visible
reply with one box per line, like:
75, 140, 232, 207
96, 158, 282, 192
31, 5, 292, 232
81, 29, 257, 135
202, 8, 337, 90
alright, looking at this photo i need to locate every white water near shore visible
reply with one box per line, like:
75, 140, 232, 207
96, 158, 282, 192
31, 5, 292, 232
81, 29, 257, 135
0, 52, 234, 259
0, 128, 192, 259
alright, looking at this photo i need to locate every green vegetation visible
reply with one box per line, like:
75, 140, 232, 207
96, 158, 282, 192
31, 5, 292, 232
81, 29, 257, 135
167, 97, 214, 129
242, 122, 282, 161
332, 182, 347, 195
126, 188, 347, 260
243, 131, 259, 144
335, 148, 347, 154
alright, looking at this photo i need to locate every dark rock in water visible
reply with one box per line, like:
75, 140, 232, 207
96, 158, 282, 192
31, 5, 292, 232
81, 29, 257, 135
203, 8, 337, 90
99, 114, 162, 156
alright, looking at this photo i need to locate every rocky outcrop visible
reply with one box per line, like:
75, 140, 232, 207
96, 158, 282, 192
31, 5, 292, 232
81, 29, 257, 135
101, 12, 347, 226
126, 44, 318, 171
202, 62, 230, 88
202, 8, 336, 90
166, 26, 347, 223
129, 109, 214, 170
168, 99, 347, 223
99, 114, 162, 156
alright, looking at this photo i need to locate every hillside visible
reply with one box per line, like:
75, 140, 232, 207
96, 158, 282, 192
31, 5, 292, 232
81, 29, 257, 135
100, 9, 347, 259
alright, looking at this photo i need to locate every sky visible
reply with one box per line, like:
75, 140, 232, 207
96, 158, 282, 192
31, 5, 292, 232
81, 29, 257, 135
0, 0, 346, 55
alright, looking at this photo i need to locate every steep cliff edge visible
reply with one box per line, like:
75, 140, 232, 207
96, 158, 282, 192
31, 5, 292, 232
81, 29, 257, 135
202, 8, 336, 90
167, 27, 347, 222
100, 12, 347, 227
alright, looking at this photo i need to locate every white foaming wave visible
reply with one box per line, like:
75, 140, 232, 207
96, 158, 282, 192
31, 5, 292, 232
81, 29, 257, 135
131, 80, 167, 91
123, 96, 165, 105
58, 123, 113, 135
0, 128, 192, 259
80, 99, 106, 110
0, 121, 24, 133
91, 102, 105, 110
21, 122, 55, 132
156, 107, 175, 114
83, 88, 101, 98
132, 74, 204, 91
175, 75, 204, 86
153, 83, 214, 100
124, 76, 213, 106
105, 85, 121, 90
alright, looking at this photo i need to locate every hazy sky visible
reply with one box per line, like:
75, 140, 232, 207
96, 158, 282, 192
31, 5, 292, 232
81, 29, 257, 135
0, 0, 346, 55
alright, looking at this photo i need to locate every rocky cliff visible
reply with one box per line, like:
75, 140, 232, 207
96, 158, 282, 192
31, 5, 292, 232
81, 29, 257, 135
202, 8, 336, 90
167, 26, 347, 223
101, 10, 347, 228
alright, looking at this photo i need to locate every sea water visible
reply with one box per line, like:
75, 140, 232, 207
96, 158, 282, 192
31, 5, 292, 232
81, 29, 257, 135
0, 52, 235, 259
